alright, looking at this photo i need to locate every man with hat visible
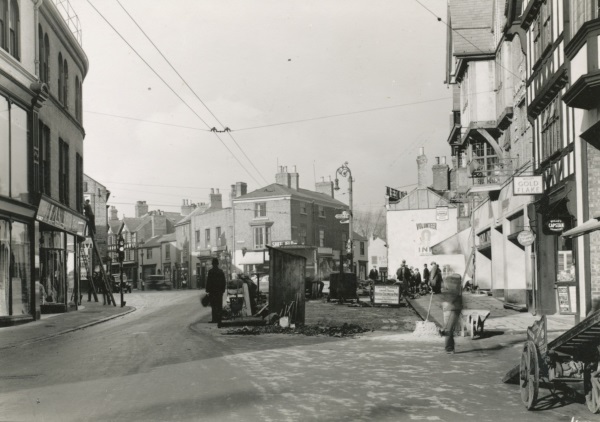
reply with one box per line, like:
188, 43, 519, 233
205, 258, 226, 323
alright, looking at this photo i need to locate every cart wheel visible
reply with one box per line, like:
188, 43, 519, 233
584, 366, 600, 414
520, 341, 539, 410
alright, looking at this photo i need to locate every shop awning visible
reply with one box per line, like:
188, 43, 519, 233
562, 213, 600, 238
238, 251, 268, 265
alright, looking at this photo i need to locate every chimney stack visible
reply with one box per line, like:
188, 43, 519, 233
289, 165, 299, 190
432, 155, 450, 191
315, 179, 334, 198
135, 200, 149, 217
417, 147, 428, 188
209, 188, 222, 209
110, 206, 119, 221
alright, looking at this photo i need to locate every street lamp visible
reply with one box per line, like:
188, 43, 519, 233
335, 162, 353, 273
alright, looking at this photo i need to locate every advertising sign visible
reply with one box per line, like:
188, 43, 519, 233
513, 176, 543, 195
373, 285, 401, 306
517, 230, 535, 246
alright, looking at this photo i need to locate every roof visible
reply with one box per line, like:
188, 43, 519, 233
235, 183, 348, 208
388, 187, 454, 211
175, 203, 210, 226
449, 0, 494, 56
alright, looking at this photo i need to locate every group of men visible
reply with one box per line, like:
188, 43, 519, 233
394, 260, 443, 295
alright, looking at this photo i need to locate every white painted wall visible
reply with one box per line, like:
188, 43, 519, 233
387, 207, 460, 275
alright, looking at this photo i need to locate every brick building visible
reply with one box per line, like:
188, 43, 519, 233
0, 0, 88, 325
232, 167, 350, 280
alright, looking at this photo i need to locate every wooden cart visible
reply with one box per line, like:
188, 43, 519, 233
519, 310, 600, 414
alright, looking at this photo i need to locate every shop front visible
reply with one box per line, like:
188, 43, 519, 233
0, 200, 36, 326
529, 179, 578, 316
35, 196, 86, 314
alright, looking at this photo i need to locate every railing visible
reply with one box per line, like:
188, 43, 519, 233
469, 158, 519, 186
50, 0, 82, 46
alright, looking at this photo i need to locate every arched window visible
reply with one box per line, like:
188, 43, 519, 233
63, 59, 68, 108
44, 34, 49, 83
75, 75, 80, 121
9, 0, 18, 59
38, 24, 43, 77
58, 53, 63, 103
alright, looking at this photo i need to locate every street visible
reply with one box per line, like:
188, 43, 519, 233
0, 292, 594, 421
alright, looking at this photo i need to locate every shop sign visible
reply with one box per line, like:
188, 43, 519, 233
36, 198, 86, 236
513, 176, 543, 195
547, 219, 565, 232
436, 206, 449, 221
517, 230, 535, 246
373, 285, 401, 306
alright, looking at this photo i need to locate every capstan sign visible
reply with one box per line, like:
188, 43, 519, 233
513, 176, 543, 195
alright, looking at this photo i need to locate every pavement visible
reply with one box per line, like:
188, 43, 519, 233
405, 290, 575, 335
0, 298, 135, 350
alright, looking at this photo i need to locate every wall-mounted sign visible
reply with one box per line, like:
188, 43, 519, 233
517, 230, 535, 246
514, 176, 543, 195
547, 219, 565, 232
436, 206, 449, 221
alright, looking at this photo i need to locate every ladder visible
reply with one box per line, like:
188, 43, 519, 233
88, 233, 116, 307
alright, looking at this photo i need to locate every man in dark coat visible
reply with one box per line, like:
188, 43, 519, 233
83, 199, 95, 236
205, 258, 226, 323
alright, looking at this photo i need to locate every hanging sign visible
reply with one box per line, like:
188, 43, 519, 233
547, 219, 565, 232
517, 230, 535, 246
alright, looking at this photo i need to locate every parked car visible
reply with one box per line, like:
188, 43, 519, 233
110, 274, 132, 293
145, 275, 173, 291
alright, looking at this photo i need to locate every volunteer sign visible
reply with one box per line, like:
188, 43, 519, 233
513, 176, 543, 195
373, 285, 401, 306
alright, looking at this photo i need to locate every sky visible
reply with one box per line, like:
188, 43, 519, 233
73, 0, 452, 218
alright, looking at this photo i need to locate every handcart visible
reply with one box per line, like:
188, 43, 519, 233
519, 310, 600, 414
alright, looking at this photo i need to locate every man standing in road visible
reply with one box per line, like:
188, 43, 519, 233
205, 258, 226, 323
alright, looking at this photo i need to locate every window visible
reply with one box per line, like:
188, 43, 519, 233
63, 59, 68, 109
571, 0, 598, 36
195, 230, 200, 243
299, 225, 307, 245
205, 228, 210, 245
300, 203, 307, 214
58, 53, 63, 103
360, 242, 365, 255
216, 226, 222, 246
0, 98, 28, 201
254, 202, 266, 218
58, 139, 69, 205
540, 97, 561, 161
147, 249, 152, 259
165, 244, 170, 260
318, 205, 325, 218
76, 154, 83, 213
0, 0, 19, 60
319, 228, 325, 247
253, 226, 271, 249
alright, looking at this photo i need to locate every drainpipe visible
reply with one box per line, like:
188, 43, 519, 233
34, 0, 44, 78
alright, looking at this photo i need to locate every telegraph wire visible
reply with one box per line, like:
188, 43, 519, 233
86, 0, 263, 186
115, 0, 269, 186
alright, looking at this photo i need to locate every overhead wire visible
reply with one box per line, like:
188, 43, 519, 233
86, 0, 263, 186
115, 0, 269, 186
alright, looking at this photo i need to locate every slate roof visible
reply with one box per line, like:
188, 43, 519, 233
449, 0, 494, 56
235, 183, 348, 208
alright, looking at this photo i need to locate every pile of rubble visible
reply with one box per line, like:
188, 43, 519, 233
223, 322, 372, 337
